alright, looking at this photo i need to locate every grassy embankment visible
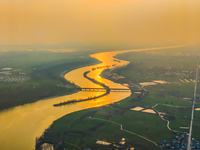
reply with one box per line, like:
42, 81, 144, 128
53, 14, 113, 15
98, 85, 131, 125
0, 50, 100, 111
114, 46, 200, 95
114, 45, 200, 139
36, 45, 200, 149
36, 92, 194, 150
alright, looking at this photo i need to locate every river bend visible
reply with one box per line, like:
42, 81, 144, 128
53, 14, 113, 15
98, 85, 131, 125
0, 44, 187, 150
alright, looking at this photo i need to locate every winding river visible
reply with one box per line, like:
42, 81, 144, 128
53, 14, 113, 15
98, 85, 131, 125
0, 44, 188, 150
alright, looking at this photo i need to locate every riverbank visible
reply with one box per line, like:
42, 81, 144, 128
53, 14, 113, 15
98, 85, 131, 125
0, 58, 100, 111
36, 88, 193, 150
53, 70, 110, 107
35, 73, 198, 150
36, 93, 161, 150
100, 67, 130, 86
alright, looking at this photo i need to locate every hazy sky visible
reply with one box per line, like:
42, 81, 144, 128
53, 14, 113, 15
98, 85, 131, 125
0, 0, 200, 45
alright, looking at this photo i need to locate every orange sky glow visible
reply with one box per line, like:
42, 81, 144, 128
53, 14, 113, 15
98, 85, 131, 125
0, 0, 200, 45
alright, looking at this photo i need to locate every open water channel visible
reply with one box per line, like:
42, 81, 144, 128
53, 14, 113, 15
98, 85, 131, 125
0, 45, 185, 150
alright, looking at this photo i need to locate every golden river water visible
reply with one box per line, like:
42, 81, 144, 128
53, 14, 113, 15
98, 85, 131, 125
0, 44, 188, 150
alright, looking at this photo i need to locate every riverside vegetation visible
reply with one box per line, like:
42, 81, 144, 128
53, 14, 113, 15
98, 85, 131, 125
0, 50, 100, 111
53, 70, 110, 107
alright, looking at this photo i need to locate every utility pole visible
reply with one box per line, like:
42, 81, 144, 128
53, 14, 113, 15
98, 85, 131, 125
187, 60, 199, 150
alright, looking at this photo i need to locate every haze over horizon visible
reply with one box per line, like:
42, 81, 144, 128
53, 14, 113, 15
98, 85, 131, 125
1, 0, 200, 46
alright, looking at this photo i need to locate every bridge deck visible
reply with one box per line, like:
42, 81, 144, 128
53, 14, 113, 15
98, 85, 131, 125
79, 87, 141, 92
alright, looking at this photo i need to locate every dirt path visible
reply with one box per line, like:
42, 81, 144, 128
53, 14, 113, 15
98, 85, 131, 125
88, 117, 158, 146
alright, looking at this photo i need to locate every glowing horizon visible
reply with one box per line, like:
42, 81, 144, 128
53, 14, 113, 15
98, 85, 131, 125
0, 0, 200, 45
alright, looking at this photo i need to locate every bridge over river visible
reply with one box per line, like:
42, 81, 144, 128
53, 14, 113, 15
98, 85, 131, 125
78, 87, 142, 92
